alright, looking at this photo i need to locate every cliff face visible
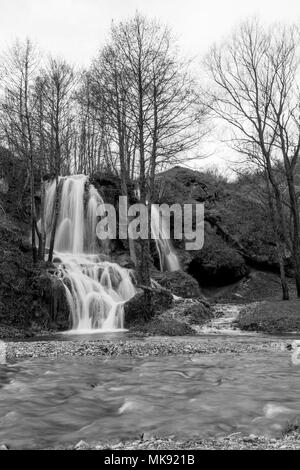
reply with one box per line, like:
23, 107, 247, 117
155, 166, 284, 280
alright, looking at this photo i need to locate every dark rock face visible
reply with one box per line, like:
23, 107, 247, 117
33, 273, 71, 330
124, 288, 173, 327
188, 235, 248, 287
155, 165, 287, 283
0, 206, 70, 334
153, 270, 202, 298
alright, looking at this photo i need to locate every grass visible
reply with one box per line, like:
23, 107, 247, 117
236, 300, 300, 333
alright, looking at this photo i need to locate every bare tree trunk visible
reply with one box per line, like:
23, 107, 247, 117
48, 177, 60, 263
38, 177, 46, 260
137, 57, 150, 289
265, 175, 289, 300
285, 168, 300, 297
30, 156, 38, 263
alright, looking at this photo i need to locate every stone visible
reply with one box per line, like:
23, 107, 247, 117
0, 444, 8, 450
188, 235, 248, 287
124, 287, 173, 326
153, 270, 202, 298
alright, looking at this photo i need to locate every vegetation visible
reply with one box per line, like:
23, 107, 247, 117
236, 301, 300, 333
205, 19, 300, 299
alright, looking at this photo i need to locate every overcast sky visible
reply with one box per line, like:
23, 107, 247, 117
0, 0, 299, 172
0, 0, 299, 66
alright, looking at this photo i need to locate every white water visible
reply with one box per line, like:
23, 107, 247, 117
197, 303, 257, 336
41, 175, 136, 333
133, 187, 180, 272
151, 205, 180, 272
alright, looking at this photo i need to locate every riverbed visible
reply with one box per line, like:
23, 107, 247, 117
0, 334, 299, 449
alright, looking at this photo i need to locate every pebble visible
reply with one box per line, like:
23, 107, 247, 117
5, 337, 288, 360
55, 434, 300, 450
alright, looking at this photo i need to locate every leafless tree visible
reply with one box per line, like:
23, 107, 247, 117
37, 57, 75, 262
205, 19, 300, 298
88, 13, 205, 292
0, 39, 41, 262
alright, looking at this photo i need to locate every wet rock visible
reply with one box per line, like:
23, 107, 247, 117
124, 287, 173, 326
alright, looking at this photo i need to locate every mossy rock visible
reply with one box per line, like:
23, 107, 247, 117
188, 234, 248, 287
236, 300, 300, 333
154, 269, 202, 298
124, 287, 173, 327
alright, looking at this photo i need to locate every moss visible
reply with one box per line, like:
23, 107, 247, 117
153, 270, 202, 298
236, 301, 300, 333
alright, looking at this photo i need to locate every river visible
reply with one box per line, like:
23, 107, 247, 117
0, 337, 299, 449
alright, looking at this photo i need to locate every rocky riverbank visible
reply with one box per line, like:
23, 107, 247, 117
4, 335, 292, 361
52, 432, 300, 450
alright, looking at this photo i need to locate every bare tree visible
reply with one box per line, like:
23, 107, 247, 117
37, 58, 75, 262
205, 19, 300, 298
88, 13, 205, 294
0, 39, 41, 262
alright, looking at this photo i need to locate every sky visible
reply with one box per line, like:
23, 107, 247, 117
0, 0, 299, 173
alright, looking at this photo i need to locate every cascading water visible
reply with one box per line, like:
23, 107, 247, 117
42, 175, 136, 333
133, 186, 180, 272
151, 205, 180, 272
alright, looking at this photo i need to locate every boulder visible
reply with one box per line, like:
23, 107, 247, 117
180, 301, 212, 325
124, 287, 173, 327
153, 269, 202, 298
188, 235, 248, 287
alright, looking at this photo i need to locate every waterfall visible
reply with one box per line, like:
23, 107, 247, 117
151, 205, 180, 272
133, 186, 180, 272
42, 175, 135, 333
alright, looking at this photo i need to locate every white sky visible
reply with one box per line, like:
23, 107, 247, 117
0, 0, 299, 173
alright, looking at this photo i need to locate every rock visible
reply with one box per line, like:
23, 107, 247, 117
74, 440, 89, 450
124, 287, 173, 326
0, 444, 8, 450
180, 301, 212, 325
188, 235, 248, 287
33, 273, 70, 330
153, 270, 202, 298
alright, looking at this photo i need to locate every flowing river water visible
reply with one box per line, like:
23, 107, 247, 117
0, 332, 300, 449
